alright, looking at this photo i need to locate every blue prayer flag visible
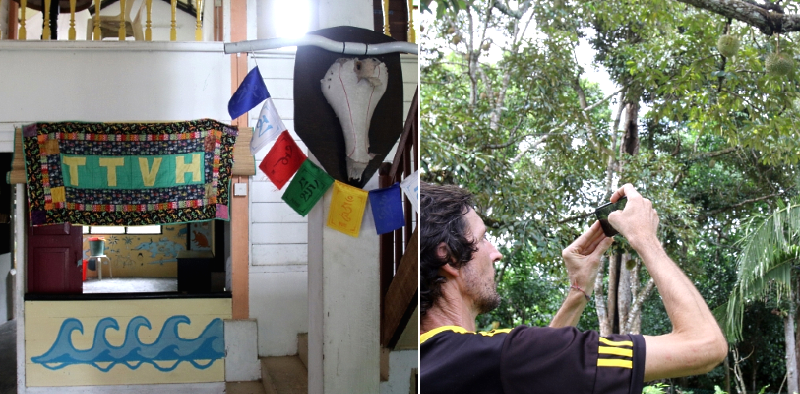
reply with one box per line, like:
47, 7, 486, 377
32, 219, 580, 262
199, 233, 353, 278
368, 183, 405, 235
228, 66, 270, 120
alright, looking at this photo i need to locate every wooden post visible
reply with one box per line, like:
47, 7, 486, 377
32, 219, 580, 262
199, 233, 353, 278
8, 0, 19, 39
229, 0, 248, 320
92, 0, 100, 40
382, 0, 390, 36
145, 0, 152, 40
407, 0, 414, 43
195, 0, 202, 41
18, 0, 27, 40
170, 0, 177, 41
68, 0, 76, 40
118, 0, 126, 39
42, 0, 51, 39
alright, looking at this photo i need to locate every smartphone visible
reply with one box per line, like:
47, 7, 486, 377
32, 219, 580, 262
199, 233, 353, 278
594, 196, 628, 237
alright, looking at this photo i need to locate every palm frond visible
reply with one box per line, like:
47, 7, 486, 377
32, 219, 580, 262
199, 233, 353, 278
721, 201, 800, 343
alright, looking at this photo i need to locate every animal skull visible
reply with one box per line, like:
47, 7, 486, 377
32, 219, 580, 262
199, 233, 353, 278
321, 58, 388, 181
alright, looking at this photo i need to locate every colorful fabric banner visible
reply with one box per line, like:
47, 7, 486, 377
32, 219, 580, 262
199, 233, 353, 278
400, 170, 420, 214
282, 159, 334, 216
368, 182, 405, 235
327, 180, 369, 238
259, 130, 307, 190
251, 97, 287, 155
228, 66, 269, 120
23, 119, 236, 226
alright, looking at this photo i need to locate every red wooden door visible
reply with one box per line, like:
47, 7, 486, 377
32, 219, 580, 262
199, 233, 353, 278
27, 223, 83, 294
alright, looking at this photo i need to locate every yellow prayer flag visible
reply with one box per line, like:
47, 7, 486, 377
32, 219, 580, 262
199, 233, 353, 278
327, 180, 369, 238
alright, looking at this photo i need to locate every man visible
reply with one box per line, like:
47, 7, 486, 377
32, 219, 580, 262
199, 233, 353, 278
420, 182, 727, 394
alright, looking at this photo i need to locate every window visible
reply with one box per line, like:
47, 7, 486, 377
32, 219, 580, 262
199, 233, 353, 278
84, 225, 162, 235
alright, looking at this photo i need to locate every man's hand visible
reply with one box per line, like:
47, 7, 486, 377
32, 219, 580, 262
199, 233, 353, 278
561, 220, 614, 293
607, 183, 659, 251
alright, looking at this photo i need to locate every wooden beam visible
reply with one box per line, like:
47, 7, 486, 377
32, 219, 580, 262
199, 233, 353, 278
8, 0, 19, 39
229, 0, 249, 320
381, 227, 418, 348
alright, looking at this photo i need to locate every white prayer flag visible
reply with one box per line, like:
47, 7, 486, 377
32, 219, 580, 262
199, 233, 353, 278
400, 170, 419, 214
251, 97, 287, 155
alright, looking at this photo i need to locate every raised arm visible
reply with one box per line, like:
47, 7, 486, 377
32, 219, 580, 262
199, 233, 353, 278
551, 221, 614, 328
607, 184, 727, 381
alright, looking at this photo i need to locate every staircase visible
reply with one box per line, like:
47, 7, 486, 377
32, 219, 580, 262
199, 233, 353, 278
226, 333, 309, 394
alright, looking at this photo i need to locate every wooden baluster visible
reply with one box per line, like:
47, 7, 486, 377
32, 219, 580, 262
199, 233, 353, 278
195, 0, 202, 41
42, 0, 51, 39
382, 0, 390, 36
118, 0, 126, 39
19, 0, 27, 40
407, 0, 415, 43
170, 0, 177, 41
145, 0, 152, 40
93, 0, 100, 40
68, 0, 76, 40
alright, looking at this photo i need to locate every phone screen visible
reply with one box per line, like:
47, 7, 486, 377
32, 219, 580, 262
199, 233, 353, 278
595, 196, 627, 237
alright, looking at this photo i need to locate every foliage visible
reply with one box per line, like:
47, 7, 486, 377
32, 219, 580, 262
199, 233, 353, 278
421, 0, 800, 391
643, 383, 669, 394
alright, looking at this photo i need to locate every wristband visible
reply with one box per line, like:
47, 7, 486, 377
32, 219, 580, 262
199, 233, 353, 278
570, 284, 591, 301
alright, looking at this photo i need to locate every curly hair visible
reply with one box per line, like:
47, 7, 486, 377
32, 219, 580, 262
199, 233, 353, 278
420, 182, 479, 317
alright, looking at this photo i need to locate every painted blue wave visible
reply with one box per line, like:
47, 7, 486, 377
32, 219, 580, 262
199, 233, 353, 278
31, 315, 224, 372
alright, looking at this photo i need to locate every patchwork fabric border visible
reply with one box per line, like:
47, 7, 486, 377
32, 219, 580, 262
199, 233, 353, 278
23, 119, 237, 226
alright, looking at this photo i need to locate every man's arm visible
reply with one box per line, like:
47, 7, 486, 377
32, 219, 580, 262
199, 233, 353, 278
551, 221, 613, 328
608, 184, 728, 381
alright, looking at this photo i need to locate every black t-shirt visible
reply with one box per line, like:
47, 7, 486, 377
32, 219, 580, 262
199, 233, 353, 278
420, 325, 646, 394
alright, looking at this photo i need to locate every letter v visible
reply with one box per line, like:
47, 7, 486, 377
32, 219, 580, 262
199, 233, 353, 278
139, 157, 162, 187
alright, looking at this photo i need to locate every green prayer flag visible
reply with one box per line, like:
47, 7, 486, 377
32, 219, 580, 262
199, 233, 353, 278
282, 159, 334, 216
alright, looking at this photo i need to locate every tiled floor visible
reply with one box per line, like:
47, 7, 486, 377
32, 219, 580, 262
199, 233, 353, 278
83, 277, 177, 293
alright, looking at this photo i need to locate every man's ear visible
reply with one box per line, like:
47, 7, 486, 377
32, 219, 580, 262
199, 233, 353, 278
436, 242, 460, 279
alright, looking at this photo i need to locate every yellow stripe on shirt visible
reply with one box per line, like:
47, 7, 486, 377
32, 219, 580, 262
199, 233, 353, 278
599, 346, 633, 357
599, 337, 633, 347
420, 326, 513, 344
420, 326, 469, 344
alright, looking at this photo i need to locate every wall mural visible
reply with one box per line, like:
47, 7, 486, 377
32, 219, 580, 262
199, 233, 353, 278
31, 315, 224, 372
83, 224, 188, 277
189, 221, 212, 251
26, 299, 231, 387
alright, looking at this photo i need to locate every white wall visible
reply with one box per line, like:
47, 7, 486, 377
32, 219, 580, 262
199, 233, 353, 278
381, 350, 417, 394
0, 0, 9, 39
0, 41, 231, 132
246, 51, 417, 358
0, 253, 11, 323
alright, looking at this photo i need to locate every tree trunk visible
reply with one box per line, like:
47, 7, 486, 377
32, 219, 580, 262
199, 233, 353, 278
724, 355, 731, 394
608, 252, 621, 334
786, 285, 798, 394
617, 254, 632, 334
594, 257, 612, 336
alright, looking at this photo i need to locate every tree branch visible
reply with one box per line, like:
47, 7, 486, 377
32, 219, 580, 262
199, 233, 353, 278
704, 191, 783, 216
675, 0, 800, 35
491, 0, 522, 18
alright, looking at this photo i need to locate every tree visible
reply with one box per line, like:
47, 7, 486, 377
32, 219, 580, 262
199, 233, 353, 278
719, 201, 800, 394
421, 0, 800, 389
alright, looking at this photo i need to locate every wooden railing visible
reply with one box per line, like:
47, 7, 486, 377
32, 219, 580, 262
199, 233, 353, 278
374, 0, 417, 44
379, 88, 418, 348
12, 0, 203, 41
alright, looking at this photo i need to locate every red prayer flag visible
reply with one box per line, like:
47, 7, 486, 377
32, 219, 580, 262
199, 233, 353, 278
259, 130, 307, 189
